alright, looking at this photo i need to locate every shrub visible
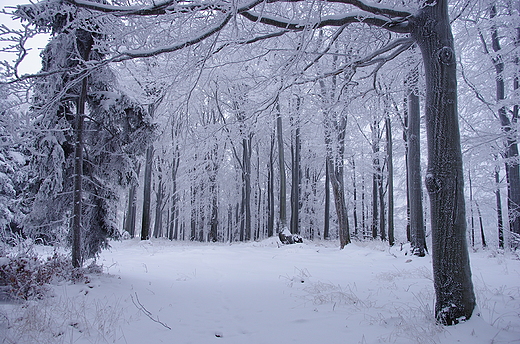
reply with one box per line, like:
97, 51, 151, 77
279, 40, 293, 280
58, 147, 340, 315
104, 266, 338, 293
0, 252, 92, 300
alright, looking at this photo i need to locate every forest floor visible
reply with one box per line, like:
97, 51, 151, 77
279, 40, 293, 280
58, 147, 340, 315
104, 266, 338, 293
1, 238, 519, 344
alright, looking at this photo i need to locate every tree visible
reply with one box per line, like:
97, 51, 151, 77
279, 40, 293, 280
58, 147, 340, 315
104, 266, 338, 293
16, 2, 154, 265
406, 62, 427, 256
9, 0, 475, 324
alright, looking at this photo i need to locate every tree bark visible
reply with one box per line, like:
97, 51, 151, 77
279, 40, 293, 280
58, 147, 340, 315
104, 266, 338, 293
386, 115, 394, 246
489, 5, 520, 237
153, 174, 164, 238
324, 157, 330, 240
371, 120, 380, 240
351, 157, 359, 238
476, 201, 486, 248
411, 0, 475, 324
141, 145, 153, 240
267, 131, 275, 237
407, 79, 426, 256
495, 166, 504, 248
243, 136, 252, 240
72, 76, 88, 268
125, 183, 137, 237
276, 103, 287, 230
290, 101, 301, 235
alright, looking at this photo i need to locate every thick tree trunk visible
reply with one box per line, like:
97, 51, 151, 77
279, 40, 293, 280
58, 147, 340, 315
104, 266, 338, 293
327, 158, 350, 248
407, 82, 426, 256
411, 0, 475, 324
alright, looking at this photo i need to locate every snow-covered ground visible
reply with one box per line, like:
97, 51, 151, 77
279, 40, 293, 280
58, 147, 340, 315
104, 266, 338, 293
1, 239, 519, 344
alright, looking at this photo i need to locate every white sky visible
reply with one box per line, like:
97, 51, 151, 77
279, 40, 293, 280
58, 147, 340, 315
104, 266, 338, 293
0, 0, 50, 75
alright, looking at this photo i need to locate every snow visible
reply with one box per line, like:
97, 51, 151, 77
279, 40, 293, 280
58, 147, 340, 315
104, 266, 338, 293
1, 239, 519, 344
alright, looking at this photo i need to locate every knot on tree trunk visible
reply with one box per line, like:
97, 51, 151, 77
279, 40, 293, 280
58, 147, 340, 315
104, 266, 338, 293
425, 173, 442, 194
438, 46, 455, 65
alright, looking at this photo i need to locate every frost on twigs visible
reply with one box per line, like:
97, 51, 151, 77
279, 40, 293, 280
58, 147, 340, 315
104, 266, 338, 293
278, 227, 303, 245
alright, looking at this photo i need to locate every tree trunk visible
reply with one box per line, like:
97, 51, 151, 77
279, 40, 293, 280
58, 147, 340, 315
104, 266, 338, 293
361, 172, 366, 238
476, 201, 486, 248
386, 116, 394, 246
153, 176, 164, 238
489, 5, 520, 237
276, 103, 287, 230
72, 76, 88, 268
351, 157, 358, 238
495, 166, 504, 248
469, 167, 475, 247
140, 145, 153, 240
125, 183, 137, 237
324, 157, 330, 240
411, 0, 475, 324
290, 104, 301, 236
327, 157, 350, 248
403, 94, 411, 243
243, 136, 252, 241
407, 81, 426, 256
267, 131, 275, 237
378, 166, 386, 241
371, 120, 380, 240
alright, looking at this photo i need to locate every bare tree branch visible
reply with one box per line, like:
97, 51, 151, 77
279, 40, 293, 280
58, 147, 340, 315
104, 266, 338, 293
266, 0, 412, 18
239, 11, 410, 33
131, 292, 171, 330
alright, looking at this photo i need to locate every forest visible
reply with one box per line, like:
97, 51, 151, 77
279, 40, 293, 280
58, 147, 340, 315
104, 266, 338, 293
0, 0, 519, 340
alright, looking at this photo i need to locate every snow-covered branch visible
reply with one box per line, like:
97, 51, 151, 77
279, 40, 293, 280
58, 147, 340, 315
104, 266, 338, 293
239, 11, 410, 33
266, 0, 412, 18
292, 37, 414, 85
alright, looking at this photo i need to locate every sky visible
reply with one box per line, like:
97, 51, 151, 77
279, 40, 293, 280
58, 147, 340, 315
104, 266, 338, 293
0, 0, 50, 75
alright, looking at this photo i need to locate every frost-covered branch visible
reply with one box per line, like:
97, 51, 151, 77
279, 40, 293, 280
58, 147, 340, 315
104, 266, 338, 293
65, 0, 220, 16
294, 37, 413, 85
213, 29, 289, 54
131, 292, 171, 330
239, 11, 410, 33
266, 0, 412, 18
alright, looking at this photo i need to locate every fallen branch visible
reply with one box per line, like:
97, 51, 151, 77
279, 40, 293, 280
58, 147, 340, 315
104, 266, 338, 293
130, 292, 171, 330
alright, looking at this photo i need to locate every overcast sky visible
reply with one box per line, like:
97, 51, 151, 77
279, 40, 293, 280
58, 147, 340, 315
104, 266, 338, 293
1, 0, 50, 75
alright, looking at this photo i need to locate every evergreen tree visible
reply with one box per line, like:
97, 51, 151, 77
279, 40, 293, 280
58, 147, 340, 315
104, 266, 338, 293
17, 1, 155, 260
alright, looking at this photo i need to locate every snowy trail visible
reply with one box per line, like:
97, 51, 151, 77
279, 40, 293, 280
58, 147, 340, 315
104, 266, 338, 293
2, 239, 519, 344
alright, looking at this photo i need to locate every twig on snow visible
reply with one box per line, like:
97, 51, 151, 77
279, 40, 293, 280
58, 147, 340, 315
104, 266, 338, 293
130, 292, 171, 330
